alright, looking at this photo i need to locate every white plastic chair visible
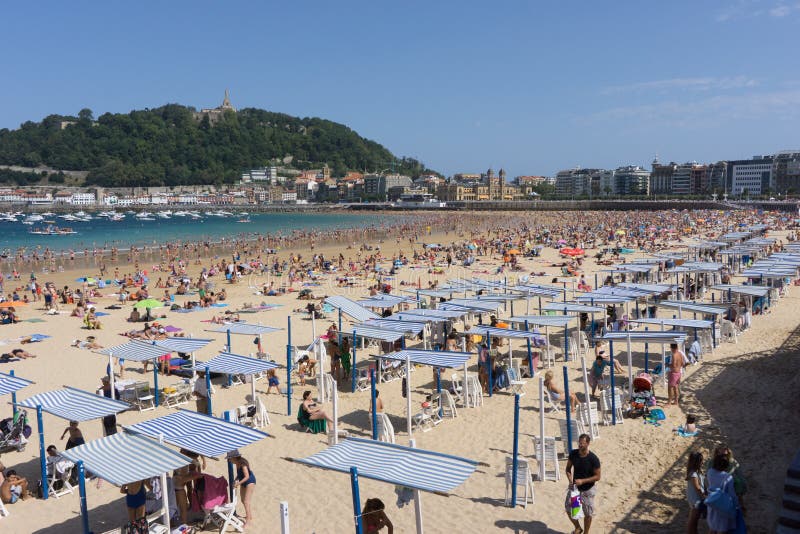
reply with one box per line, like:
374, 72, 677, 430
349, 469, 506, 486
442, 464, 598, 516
253, 395, 270, 427
506, 368, 526, 396
558, 418, 582, 455
439, 390, 458, 419
208, 491, 244, 533
541, 346, 556, 368
720, 320, 739, 343
542, 389, 561, 413
600, 387, 625, 426
47, 458, 75, 499
134, 382, 155, 412
531, 436, 561, 482
450, 374, 465, 406
504, 456, 535, 508
576, 401, 601, 438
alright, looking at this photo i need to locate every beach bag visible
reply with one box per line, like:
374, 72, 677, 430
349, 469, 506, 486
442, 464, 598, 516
705, 477, 736, 518
567, 488, 584, 520
649, 408, 666, 421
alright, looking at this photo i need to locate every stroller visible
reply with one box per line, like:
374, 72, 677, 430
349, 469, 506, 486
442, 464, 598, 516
0, 410, 31, 453
627, 373, 655, 419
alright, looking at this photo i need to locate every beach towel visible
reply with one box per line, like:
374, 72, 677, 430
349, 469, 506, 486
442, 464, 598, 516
210, 303, 229, 308
164, 325, 182, 333
94, 312, 110, 317
24, 318, 46, 323
28, 334, 51, 342
676, 425, 699, 437
173, 308, 203, 313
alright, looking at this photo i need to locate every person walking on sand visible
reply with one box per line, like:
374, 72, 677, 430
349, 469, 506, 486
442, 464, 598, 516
668, 343, 686, 406
565, 433, 601, 534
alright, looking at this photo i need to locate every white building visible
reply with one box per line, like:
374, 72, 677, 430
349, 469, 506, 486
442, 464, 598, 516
68, 193, 96, 205
729, 156, 773, 195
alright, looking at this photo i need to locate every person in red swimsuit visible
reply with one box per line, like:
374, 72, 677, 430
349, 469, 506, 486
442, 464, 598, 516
362, 498, 393, 533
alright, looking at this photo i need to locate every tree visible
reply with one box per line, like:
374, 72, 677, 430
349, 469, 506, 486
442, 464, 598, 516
78, 108, 94, 122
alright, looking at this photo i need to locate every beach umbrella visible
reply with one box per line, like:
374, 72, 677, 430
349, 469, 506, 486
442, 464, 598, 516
133, 298, 164, 310
507, 249, 521, 255
615, 229, 626, 236
0, 300, 26, 308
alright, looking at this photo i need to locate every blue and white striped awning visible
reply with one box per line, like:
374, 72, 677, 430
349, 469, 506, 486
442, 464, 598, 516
61, 432, 192, 486
616, 283, 675, 294
711, 284, 771, 297
150, 338, 213, 353
18, 386, 130, 421
364, 319, 425, 335
393, 309, 466, 321
192, 352, 280, 375
600, 331, 688, 344
666, 262, 724, 273
509, 283, 565, 297
630, 318, 714, 329
207, 323, 282, 335
575, 293, 634, 304
126, 409, 268, 458
657, 300, 728, 316
295, 437, 478, 494
325, 296, 381, 322
438, 299, 502, 313
357, 299, 403, 309
542, 302, 606, 313
339, 326, 403, 342
467, 326, 546, 340
507, 315, 574, 328
96, 340, 171, 362
375, 350, 471, 368
0, 371, 32, 396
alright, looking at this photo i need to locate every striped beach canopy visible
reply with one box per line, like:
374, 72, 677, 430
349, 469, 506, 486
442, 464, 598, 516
192, 352, 280, 375
153, 337, 215, 353
0, 371, 32, 396
207, 323, 282, 336
508, 284, 565, 297
401, 289, 465, 298
467, 326, 546, 341
542, 302, 606, 313
324, 296, 381, 322
438, 299, 502, 313
364, 319, 426, 335
616, 283, 676, 294
375, 349, 471, 369
339, 326, 403, 342
600, 331, 688, 344
393, 309, 467, 321
61, 432, 192, 486
295, 437, 478, 494
126, 409, 268, 458
575, 293, 634, 304
96, 340, 171, 362
629, 318, 714, 329
657, 300, 728, 316
357, 299, 403, 309
18, 386, 130, 421
711, 284, 771, 297
507, 315, 575, 328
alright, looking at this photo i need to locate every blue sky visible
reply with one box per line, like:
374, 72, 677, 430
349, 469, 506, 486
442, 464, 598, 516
1, 1, 799, 177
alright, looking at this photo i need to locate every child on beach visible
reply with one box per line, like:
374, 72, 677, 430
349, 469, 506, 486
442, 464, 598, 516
685, 414, 697, 434
61, 421, 85, 450
266, 368, 280, 394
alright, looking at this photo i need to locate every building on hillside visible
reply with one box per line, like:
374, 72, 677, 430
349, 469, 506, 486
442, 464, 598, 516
650, 159, 677, 195
773, 151, 800, 194
514, 175, 549, 186
193, 89, 236, 124
241, 167, 278, 184
68, 193, 96, 205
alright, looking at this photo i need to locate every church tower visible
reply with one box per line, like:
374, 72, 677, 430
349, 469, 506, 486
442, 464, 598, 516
221, 89, 235, 111
499, 168, 506, 200
487, 168, 495, 200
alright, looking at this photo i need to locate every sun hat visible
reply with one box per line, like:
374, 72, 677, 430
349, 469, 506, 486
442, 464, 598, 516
226, 449, 241, 459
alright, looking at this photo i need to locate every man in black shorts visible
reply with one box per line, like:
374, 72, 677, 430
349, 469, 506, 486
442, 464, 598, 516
565, 433, 601, 534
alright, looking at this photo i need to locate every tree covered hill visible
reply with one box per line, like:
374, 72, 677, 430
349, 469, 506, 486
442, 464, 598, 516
0, 105, 435, 186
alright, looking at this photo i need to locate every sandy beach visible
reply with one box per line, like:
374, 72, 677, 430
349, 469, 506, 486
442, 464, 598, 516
0, 211, 797, 533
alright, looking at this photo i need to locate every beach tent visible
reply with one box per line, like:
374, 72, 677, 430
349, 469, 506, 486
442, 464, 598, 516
207, 321, 282, 355
294, 437, 478, 534
191, 351, 280, 416
325, 296, 381, 322
372, 349, 472, 434
466, 326, 545, 395
61, 431, 192, 534
16, 386, 130, 500
97, 340, 178, 407
598, 331, 688, 420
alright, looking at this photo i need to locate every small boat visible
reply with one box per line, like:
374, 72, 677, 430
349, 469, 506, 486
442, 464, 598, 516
29, 225, 77, 235
237, 218, 251, 223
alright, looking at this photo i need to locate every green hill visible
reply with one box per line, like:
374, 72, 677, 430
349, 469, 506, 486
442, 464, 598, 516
0, 105, 436, 186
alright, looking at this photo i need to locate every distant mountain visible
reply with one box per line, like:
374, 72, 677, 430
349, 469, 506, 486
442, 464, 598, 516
0, 104, 436, 186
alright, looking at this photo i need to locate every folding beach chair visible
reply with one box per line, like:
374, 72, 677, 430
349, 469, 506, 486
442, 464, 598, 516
542, 389, 561, 414
600, 387, 625, 426
506, 368, 526, 396
47, 456, 75, 499
208, 492, 244, 533
253, 395, 270, 427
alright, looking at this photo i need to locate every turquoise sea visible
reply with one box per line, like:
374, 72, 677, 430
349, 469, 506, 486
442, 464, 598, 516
0, 211, 395, 254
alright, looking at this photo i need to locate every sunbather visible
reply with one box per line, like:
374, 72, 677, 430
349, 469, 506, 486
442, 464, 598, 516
301, 390, 333, 423
1, 469, 30, 504
544, 371, 578, 411
10, 348, 36, 359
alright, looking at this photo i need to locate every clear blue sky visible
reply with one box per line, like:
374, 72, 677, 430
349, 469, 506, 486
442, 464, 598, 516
1, 1, 799, 177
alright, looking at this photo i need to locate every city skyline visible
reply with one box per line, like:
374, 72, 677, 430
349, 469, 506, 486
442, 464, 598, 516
1, 1, 799, 178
